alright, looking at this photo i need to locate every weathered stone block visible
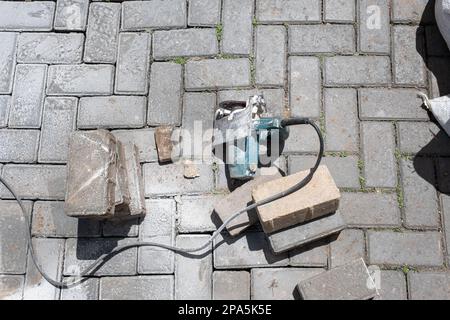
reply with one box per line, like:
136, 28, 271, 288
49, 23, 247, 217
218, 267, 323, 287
392, 0, 432, 23
408, 272, 450, 300
0, 275, 24, 300
376, 270, 407, 300
330, 229, 365, 268
60, 277, 98, 300
398, 121, 450, 155
213, 271, 250, 300
222, 0, 253, 55
100, 276, 174, 300
0, 2, 55, 31
324, 0, 355, 22
289, 241, 329, 267
257, 0, 321, 23
0, 96, 11, 128
188, 0, 220, 26
154, 126, 174, 163
179, 195, 224, 233
54, 0, 89, 31
359, 0, 390, 54
0, 129, 39, 163
112, 129, 158, 163
0, 32, 17, 94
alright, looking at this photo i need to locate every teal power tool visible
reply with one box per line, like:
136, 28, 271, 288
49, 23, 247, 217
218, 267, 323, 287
213, 95, 291, 180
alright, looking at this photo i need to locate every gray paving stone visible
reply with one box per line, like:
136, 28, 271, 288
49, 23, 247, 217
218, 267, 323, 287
288, 56, 321, 118
23, 238, 64, 300
102, 218, 139, 238
148, 62, 182, 126
138, 199, 176, 274
213, 232, 289, 269
0, 275, 24, 300
290, 25, 355, 54
0, 200, 32, 274
38, 97, 77, 163
153, 29, 218, 59
213, 271, 250, 300
100, 276, 174, 300
340, 192, 401, 228
428, 57, 450, 98
218, 88, 286, 117
9, 64, 47, 128
368, 231, 444, 267
392, 0, 431, 23
398, 121, 450, 155
112, 129, 158, 162
443, 195, 450, 264
0, 1, 55, 31
376, 270, 407, 300
0, 165, 66, 200
144, 163, 214, 196
221, 0, 253, 55
84, 3, 120, 63
60, 277, 98, 300
361, 122, 397, 188
121, 0, 186, 30
185, 58, 251, 90
0, 96, 11, 128
268, 211, 346, 254
393, 26, 427, 86
297, 258, 378, 300
55, 0, 89, 31
324, 88, 358, 152
252, 268, 324, 300
282, 124, 321, 153
0, 129, 39, 163
289, 240, 329, 267
257, 0, 321, 23
47, 64, 114, 96
358, 0, 390, 54
64, 238, 137, 276
438, 158, 450, 193
175, 235, 212, 300
408, 272, 450, 300
115, 32, 151, 95
330, 229, 365, 268
359, 88, 428, 120
324, 56, 391, 86
0, 32, 17, 94
78, 96, 146, 129
188, 0, 220, 26
401, 158, 440, 229
17, 33, 84, 64
324, 0, 355, 22
31, 201, 100, 238
179, 195, 224, 233
426, 25, 450, 57
255, 25, 286, 86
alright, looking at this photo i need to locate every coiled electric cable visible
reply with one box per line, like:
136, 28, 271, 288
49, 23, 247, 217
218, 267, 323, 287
0, 118, 323, 289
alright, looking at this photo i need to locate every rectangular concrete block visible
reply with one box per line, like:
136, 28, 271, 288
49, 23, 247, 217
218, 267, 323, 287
289, 241, 329, 267
324, 56, 391, 86
0, 1, 55, 31
32, 201, 100, 237
392, 0, 431, 23
289, 25, 355, 54
375, 270, 407, 300
175, 235, 212, 300
188, 0, 221, 26
252, 268, 324, 300
78, 96, 146, 129
222, 0, 253, 55
84, 3, 120, 63
17, 33, 84, 64
253, 165, 341, 234
47, 64, 114, 96
330, 229, 365, 268
179, 195, 224, 233
0, 200, 32, 274
0, 32, 17, 94
297, 258, 378, 300
54, 0, 89, 31
185, 58, 251, 90
121, 0, 187, 30
257, 0, 321, 23
0, 96, 11, 128
213, 232, 289, 269
255, 25, 286, 86
154, 126, 174, 163
115, 32, 151, 95
61, 277, 98, 300
39, 97, 77, 163
213, 271, 250, 300
148, 62, 183, 126
153, 29, 218, 59
359, 88, 428, 120
0, 129, 39, 163
408, 272, 450, 300
324, 0, 355, 22
398, 121, 450, 155
100, 276, 174, 300
361, 122, 397, 188
23, 238, 64, 300
288, 56, 321, 118
0, 165, 66, 200
368, 231, 444, 267
268, 211, 346, 254
359, 0, 390, 54
112, 129, 158, 163
9, 64, 47, 128
214, 172, 282, 236
0, 275, 24, 300
283, 124, 321, 153
64, 238, 137, 276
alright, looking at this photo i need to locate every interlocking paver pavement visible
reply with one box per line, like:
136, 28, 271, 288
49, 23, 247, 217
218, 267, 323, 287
0, 0, 449, 300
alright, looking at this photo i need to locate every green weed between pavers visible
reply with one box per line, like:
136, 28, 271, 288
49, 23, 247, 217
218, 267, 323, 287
325, 151, 349, 158
396, 185, 404, 209
172, 57, 187, 65
252, 17, 258, 27
215, 24, 223, 42
401, 265, 417, 275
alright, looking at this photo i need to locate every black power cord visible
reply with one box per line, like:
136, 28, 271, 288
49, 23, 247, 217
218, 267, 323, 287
0, 117, 323, 288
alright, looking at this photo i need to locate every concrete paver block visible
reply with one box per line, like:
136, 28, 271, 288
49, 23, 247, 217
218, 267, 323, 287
0, 1, 55, 31
213, 271, 250, 300
100, 276, 174, 300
